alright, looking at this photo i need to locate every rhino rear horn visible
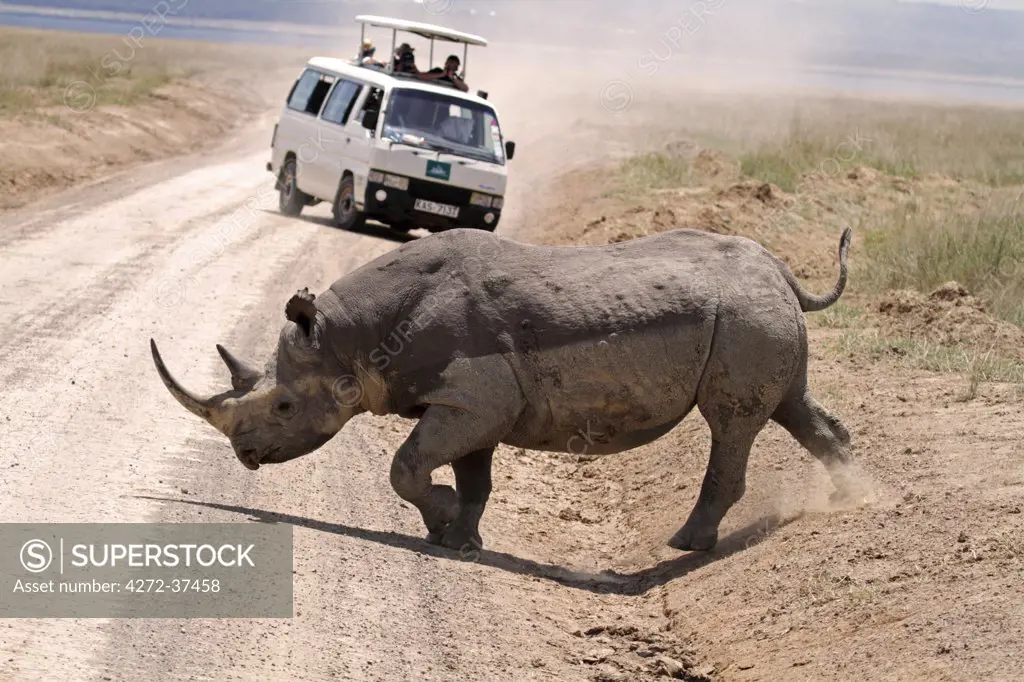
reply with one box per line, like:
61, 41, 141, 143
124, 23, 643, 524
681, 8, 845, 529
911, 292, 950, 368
150, 339, 228, 430
285, 288, 317, 337
216, 344, 261, 392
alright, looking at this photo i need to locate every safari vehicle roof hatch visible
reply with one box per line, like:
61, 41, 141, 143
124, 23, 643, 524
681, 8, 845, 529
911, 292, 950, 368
354, 14, 487, 94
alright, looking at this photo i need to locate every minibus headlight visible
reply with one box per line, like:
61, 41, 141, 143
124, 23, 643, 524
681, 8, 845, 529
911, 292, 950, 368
470, 192, 493, 207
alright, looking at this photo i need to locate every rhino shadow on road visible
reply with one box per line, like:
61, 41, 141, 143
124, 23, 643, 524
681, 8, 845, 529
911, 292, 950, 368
297, 213, 421, 244
136, 496, 794, 595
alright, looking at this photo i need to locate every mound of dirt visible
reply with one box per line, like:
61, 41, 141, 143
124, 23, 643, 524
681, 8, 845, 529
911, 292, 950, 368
714, 180, 781, 205
691, 148, 736, 179
662, 140, 738, 178
545, 171, 837, 290
875, 281, 1024, 359
664, 139, 701, 158
844, 165, 884, 184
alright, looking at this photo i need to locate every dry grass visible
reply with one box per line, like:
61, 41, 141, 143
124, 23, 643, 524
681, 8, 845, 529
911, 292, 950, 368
739, 136, 918, 192
830, 329, 1024, 386
2, 30, 177, 114
0, 27, 294, 116
0, 26, 309, 209
615, 92, 1024, 189
861, 197, 1024, 325
809, 302, 865, 329
603, 152, 702, 198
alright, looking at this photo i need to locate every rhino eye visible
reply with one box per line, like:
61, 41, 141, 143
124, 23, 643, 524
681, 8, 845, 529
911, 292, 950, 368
274, 400, 296, 418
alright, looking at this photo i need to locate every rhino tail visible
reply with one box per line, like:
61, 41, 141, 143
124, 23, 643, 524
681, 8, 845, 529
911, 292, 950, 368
781, 227, 851, 312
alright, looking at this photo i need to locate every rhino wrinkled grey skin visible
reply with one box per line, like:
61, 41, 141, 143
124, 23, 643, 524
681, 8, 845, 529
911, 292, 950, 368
151, 226, 855, 554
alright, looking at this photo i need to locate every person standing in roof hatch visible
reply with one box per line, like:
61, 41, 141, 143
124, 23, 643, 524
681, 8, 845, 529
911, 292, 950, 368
393, 43, 419, 74
418, 54, 469, 92
357, 38, 382, 66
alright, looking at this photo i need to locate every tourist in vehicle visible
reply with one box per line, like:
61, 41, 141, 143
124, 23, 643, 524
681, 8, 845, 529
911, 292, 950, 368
357, 38, 383, 67
439, 113, 473, 144
357, 87, 384, 126
393, 43, 418, 74
418, 54, 469, 92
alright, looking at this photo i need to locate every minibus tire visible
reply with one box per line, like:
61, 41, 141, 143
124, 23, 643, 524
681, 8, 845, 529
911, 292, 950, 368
278, 158, 307, 217
333, 175, 366, 231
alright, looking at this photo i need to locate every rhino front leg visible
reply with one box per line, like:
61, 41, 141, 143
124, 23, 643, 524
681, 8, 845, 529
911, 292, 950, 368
440, 448, 493, 551
389, 405, 504, 551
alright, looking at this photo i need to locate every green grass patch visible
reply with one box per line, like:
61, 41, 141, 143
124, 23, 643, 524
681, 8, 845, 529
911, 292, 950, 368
0, 26, 298, 118
738, 136, 837, 192
862, 200, 1024, 325
600, 93, 1024, 200
607, 152, 700, 197
662, 94, 1024, 188
863, 155, 918, 179
810, 302, 864, 329
829, 328, 1024, 396
0, 59, 177, 115
739, 151, 801, 193
737, 133, 919, 192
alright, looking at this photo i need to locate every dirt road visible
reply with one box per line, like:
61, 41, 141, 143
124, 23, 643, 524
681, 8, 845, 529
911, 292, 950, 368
0, 68, 700, 681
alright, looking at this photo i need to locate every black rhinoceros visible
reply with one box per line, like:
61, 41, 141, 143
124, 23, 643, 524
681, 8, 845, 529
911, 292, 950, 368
152, 226, 854, 553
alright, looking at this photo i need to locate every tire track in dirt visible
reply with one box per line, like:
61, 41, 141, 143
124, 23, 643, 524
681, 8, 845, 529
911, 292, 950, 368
0, 147, 325, 679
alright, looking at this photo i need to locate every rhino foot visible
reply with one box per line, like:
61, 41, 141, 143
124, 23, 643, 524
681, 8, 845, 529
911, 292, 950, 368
667, 525, 718, 552
441, 525, 484, 556
417, 484, 459, 538
829, 485, 872, 509
829, 488, 851, 505
426, 523, 484, 557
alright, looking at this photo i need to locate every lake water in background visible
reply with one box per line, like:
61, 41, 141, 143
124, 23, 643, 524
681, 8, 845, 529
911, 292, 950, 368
4, 10, 1024, 106
0, 9, 339, 46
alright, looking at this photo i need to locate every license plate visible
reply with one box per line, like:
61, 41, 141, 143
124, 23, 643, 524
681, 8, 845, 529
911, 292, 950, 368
414, 198, 460, 218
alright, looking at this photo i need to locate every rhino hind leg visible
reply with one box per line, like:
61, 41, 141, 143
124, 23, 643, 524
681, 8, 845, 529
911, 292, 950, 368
669, 319, 798, 552
771, 389, 856, 500
668, 425, 764, 552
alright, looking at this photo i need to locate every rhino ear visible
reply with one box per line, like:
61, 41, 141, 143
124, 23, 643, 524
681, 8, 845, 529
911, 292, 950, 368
285, 288, 318, 338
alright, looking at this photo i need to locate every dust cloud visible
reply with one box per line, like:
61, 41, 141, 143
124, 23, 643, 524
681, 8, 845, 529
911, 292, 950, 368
343, 0, 1024, 102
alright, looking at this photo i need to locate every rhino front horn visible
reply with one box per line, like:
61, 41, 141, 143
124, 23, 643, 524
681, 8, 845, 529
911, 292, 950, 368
216, 344, 261, 391
150, 339, 223, 428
